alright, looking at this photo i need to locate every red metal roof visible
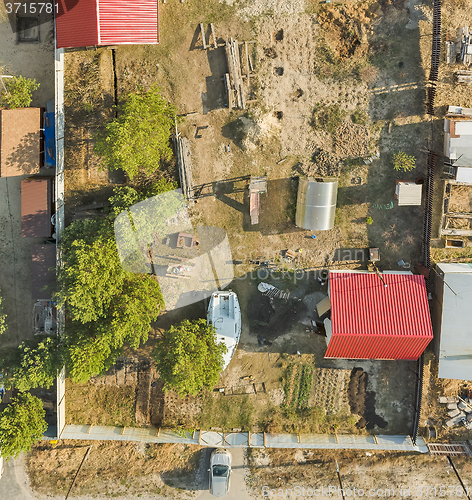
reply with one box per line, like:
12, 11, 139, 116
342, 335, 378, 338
21, 178, 53, 238
55, 0, 158, 49
325, 271, 433, 360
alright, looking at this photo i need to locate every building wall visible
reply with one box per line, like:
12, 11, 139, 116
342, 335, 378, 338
324, 332, 431, 360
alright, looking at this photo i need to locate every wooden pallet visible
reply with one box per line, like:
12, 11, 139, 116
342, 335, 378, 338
427, 443, 472, 456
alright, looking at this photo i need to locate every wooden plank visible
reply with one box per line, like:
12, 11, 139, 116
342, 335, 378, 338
210, 23, 218, 49
224, 73, 232, 109
200, 23, 207, 49
245, 41, 250, 88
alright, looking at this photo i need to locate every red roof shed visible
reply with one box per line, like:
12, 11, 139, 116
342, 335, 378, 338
21, 177, 54, 238
55, 0, 159, 49
325, 271, 433, 360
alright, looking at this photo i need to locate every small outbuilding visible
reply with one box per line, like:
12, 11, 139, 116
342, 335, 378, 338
444, 106, 472, 183
55, 0, 160, 49
295, 177, 338, 231
21, 177, 54, 237
31, 244, 56, 300
432, 263, 472, 380
0, 108, 41, 177
395, 180, 422, 206
324, 270, 433, 360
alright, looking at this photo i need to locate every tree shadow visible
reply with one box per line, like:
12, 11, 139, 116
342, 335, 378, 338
6, 130, 40, 175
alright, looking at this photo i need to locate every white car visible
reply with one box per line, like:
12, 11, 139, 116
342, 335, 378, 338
209, 449, 231, 497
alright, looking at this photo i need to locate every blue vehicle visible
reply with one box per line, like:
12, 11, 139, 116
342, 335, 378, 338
43, 100, 56, 168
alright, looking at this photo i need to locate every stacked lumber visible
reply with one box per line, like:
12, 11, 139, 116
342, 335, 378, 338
456, 69, 472, 84
224, 38, 246, 109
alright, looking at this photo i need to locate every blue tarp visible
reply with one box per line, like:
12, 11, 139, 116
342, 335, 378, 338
43, 111, 56, 168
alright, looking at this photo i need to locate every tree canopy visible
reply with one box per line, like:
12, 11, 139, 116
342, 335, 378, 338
56, 181, 175, 382
0, 336, 62, 392
94, 85, 177, 179
153, 319, 227, 397
0, 392, 47, 460
0, 75, 40, 109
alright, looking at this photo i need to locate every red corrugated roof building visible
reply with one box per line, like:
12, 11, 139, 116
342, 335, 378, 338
325, 271, 433, 360
55, 0, 159, 49
21, 177, 54, 238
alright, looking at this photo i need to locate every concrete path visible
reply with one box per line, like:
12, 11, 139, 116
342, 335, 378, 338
197, 447, 252, 500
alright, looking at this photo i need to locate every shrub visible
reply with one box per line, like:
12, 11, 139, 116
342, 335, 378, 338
311, 103, 345, 135
0, 76, 40, 109
393, 151, 416, 172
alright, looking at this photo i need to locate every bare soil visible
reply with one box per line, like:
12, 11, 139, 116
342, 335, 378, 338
26, 440, 203, 499
248, 448, 472, 497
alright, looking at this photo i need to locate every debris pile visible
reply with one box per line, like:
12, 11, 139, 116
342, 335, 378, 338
257, 282, 290, 300
439, 393, 472, 429
445, 26, 472, 66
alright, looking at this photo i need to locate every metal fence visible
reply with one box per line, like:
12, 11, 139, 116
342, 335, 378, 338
55, 45, 66, 440
59, 425, 428, 453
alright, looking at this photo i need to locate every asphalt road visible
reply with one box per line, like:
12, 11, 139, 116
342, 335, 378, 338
197, 447, 252, 500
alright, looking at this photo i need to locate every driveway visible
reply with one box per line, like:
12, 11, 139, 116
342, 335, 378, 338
0, 455, 35, 500
197, 447, 252, 500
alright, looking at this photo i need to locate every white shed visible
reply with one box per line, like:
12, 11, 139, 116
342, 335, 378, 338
395, 181, 422, 206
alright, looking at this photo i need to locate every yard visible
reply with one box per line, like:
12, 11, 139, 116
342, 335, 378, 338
60, 0, 472, 440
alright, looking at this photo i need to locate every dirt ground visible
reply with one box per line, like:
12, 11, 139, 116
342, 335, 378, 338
0, 6, 55, 349
421, 351, 472, 442
248, 448, 472, 498
26, 440, 204, 499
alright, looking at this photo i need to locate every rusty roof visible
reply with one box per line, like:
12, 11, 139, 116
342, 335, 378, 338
21, 177, 53, 237
0, 108, 41, 177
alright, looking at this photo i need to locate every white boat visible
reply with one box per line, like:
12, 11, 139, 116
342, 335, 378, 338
207, 291, 241, 370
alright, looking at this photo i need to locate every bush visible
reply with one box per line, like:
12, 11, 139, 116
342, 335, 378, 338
0, 76, 40, 109
351, 107, 368, 126
393, 151, 416, 172
311, 103, 345, 135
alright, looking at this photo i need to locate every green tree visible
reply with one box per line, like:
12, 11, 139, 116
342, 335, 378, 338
0, 392, 47, 460
56, 185, 170, 381
63, 324, 122, 383
1, 336, 62, 392
94, 85, 177, 179
0, 75, 40, 109
393, 151, 416, 172
153, 319, 227, 397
